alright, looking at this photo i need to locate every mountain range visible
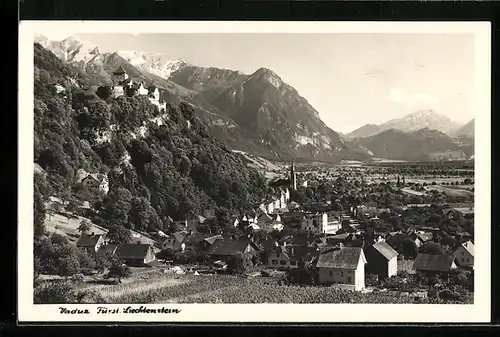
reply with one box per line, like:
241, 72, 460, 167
34, 35, 474, 163
349, 127, 471, 161
35, 35, 369, 163
344, 110, 465, 140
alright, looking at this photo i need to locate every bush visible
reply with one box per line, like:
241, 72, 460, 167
34, 281, 78, 304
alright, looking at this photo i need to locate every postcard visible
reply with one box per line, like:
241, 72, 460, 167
18, 20, 491, 323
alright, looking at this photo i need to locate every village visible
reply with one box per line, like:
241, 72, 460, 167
37, 156, 475, 304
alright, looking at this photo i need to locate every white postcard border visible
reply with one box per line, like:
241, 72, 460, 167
18, 21, 491, 323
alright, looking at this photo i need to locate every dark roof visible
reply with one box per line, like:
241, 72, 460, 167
172, 232, 185, 243
182, 233, 210, 245
76, 235, 103, 248
207, 238, 259, 256
370, 241, 398, 260
204, 234, 224, 245
97, 244, 118, 255
258, 238, 279, 251
115, 244, 153, 259
413, 254, 457, 272
415, 233, 433, 242
316, 247, 366, 270
113, 66, 126, 75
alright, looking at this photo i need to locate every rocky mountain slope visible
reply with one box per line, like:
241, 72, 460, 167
169, 65, 363, 162
349, 127, 465, 161
37, 35, 367, 163
449, 119, 474, 138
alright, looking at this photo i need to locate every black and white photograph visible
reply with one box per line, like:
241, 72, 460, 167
18, 21, 491, 323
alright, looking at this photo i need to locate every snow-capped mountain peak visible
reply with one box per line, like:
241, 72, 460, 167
379, 109, 459, 134
35, 35, 103, 64
116, 50, 189, 79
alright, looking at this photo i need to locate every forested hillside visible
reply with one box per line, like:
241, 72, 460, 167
33, 42, 268, 236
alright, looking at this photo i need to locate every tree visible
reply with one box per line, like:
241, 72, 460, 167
107, 256, 131, 283
227, 255, 249, 275
58, 256, 81, 278
34, 185, 46, 238
420, 241, 445, 255
128, 196, 152, 231
100, 188, 132, 228
107, 225, 131, 244
77, 219, 92, 235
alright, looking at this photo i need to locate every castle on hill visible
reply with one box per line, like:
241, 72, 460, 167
97, 66, 166, 111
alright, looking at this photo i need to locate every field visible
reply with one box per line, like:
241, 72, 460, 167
43, 210, 157, 248
44, 213, 108, 243
69, 269, 470, 304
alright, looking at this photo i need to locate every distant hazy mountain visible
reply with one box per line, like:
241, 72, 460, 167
349, 127, 466, 161
449, 119, 474, 138
379, 110, 460, 134
345, 124, 384, 140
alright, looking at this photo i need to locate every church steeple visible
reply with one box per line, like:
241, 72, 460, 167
290, 162, 297, 190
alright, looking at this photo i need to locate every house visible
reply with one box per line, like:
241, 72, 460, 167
231, 217, 240, 228
76, 169, 109, 194
173, 219, 198, 233
302, 212, 328, 235
161, 232, 185, 251
54, 83, 66, 94
97, 243, 118, 256
257, 212, 273, 226
413, 254, 458, 274
364, 241, 398, 279
147, 85, 161, 101
453, 240, 474, 268
112, 66, 129, 83
267, 245, 319, 270
411, 232, 433, 248
207, 237, 260, 260
76, 234, 105, 254
137, 82, 149, 95
115, 244, 156, 267
315, 247, 367, 291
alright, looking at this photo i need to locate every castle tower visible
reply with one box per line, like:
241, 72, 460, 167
290, 162, 297, 190
111, 66, 129, 98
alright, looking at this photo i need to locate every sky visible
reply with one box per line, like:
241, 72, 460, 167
45, 32, 475, 134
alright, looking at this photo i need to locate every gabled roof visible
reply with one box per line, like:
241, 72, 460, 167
207, 238, 259, 256
113, 66, 126, 75
316, 247, 366, 270
370, 241, 398, 260
115, 244, 153, 259
204, 234, 224, 245
173, 232, 185, 243
76, 235, 103, 248
413, 254, 457, 272
415, 233, 433, 242
97, 244, 118, 255
459, 240, 474, 257
182, 233, 210, 245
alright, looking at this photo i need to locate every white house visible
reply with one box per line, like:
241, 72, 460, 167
453, 240, 474, 268
316, 247, 367, 291
138, 82, 149, 96
55, 84, 66, 94
76, 169, 109, 194
161, 232, 186, 251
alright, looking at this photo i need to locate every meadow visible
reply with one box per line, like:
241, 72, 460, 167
75, 270, 471, 304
